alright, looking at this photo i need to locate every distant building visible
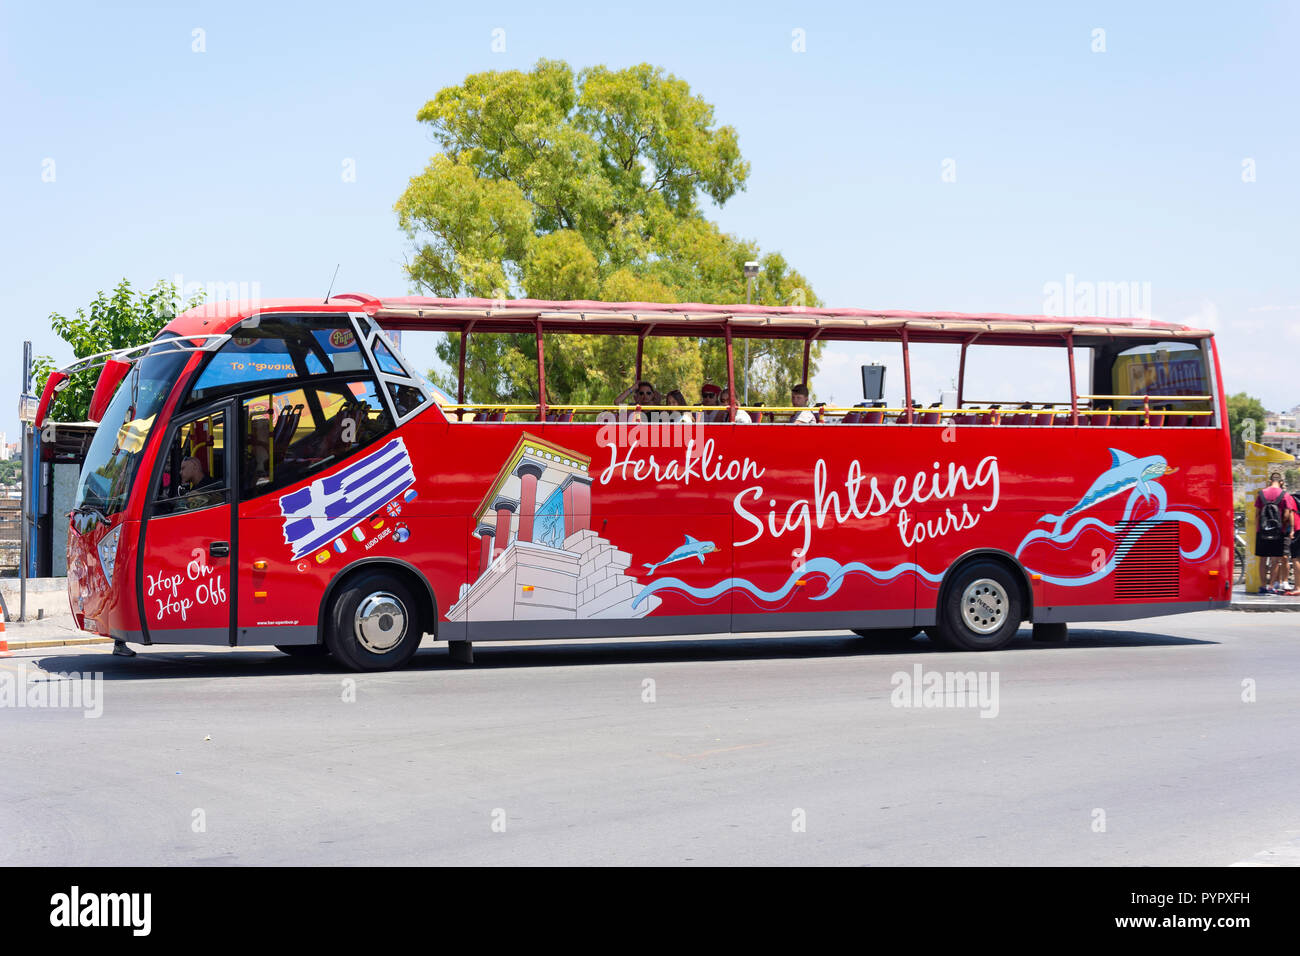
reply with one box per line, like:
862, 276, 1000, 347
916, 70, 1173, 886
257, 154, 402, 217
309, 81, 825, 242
1266, 411, 1298, 433
1262, 431, 1300, 458
0, 432, 8, 461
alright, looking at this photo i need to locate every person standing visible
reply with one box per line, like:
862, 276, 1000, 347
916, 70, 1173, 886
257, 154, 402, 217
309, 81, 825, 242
1255, 473, 1290, 594
1285, 482, 1300, 595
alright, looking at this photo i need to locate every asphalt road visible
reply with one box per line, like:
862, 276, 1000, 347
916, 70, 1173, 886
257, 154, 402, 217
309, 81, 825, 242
1, 610, 1296, 866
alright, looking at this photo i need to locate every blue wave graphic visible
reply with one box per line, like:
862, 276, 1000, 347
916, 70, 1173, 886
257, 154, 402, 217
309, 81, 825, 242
631, 555, 943, 610
1014, 482, 1213, 587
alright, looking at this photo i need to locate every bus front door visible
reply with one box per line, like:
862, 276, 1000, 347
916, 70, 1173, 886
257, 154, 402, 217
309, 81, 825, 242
138, 405, 235, 645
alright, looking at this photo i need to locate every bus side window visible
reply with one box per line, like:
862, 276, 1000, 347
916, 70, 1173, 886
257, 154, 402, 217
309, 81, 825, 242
153, 412, 229, 517
239, 379, 394, 500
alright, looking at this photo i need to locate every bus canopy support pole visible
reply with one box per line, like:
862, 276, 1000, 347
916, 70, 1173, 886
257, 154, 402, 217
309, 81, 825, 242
448, 640, 473, 664
901, 328, 913, 423
457, 328, 469, 409
957, 339, 967, 410
1066, 333, 1079, 426
535, 321, 546, 419
724, 325, 737, 419
635, 327, 647, 386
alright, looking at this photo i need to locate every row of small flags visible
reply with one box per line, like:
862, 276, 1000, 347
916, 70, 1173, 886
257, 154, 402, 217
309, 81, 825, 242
312, 488, 418, 564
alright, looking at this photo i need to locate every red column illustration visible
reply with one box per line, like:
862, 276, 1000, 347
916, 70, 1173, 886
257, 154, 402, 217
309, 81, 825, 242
561, 474, 592, 540
514, 460, 545, 544
493, 497, 518, 559
476, 524, 495, 577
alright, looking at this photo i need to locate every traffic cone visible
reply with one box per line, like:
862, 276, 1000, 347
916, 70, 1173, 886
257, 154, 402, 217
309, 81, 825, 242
0, 616, 10, 658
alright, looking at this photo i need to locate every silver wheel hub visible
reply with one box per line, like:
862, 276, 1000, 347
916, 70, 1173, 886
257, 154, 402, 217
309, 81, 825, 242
960, 578, 1008, 635
354, 591, 407, 653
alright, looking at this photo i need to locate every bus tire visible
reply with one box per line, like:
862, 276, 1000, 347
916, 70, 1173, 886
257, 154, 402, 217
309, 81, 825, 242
276, 644, 329, 658
932, 560, 1023, 651
853, 627, 921, 642
325, 571, 423, 671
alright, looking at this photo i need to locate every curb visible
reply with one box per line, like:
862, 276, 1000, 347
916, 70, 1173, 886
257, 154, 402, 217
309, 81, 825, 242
4, 637, 114, 650
1228, 599, 1300, 612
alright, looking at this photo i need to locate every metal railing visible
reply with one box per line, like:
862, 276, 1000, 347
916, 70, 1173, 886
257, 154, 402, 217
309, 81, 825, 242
436, 402, 1214, 424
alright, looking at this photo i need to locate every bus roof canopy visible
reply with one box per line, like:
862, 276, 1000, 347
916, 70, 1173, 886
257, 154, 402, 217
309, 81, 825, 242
166, 295, 1212, 344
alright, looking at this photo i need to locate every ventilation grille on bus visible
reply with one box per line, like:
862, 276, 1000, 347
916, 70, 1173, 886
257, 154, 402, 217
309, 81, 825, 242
1112, 520, 1180, 601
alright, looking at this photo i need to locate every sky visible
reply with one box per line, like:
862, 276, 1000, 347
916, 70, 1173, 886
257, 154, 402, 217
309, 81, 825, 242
2, 0, 1298, 431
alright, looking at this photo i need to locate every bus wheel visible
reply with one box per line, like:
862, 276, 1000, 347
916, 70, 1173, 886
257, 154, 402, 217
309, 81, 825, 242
276, 644, 329, 658
853, 627, 921, 642
325, 571, 423, 671
932, 561, 1023, 651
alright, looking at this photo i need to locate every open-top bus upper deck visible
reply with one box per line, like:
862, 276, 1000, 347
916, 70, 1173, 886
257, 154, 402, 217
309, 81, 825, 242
156, 294, 1219, 423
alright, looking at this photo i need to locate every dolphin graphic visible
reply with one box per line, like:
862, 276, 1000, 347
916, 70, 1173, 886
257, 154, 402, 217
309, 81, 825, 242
643, 535, 717, 575
1038, 448, 1176, 537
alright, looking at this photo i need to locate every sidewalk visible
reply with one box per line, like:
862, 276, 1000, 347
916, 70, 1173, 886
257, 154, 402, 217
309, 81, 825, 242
0, 576, 73, 623
1229, 583, 1300, 611
0, 610, 111, 650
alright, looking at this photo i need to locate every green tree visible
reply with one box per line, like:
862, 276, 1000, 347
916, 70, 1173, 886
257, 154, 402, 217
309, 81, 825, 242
1226, 392, 1267, 459
33, 279, 201, 423
396, 60, 822, 409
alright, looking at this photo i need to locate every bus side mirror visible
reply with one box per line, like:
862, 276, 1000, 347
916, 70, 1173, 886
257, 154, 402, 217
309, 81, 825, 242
34, 371, 68, 429
88, 359, 132, 424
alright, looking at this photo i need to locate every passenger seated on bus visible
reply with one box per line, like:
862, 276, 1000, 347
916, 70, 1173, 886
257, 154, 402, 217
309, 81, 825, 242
789, 384, 815, 423
719, 387, 752, 424
179, 456, 219, 493
617, 380, 657, 407
177, 456, 222, 510
614, 380, 659, 422
665, 389, 694, 424
700, 382, 725, 422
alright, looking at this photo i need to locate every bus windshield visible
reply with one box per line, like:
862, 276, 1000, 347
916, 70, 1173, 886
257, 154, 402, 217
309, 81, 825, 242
74, 336, 190, 518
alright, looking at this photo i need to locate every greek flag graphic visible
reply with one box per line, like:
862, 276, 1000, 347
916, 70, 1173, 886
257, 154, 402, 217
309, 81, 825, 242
279, 437, 416, 559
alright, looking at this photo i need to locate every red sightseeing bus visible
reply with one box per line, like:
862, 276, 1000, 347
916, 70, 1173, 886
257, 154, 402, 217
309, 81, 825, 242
45, 295, 1232, 670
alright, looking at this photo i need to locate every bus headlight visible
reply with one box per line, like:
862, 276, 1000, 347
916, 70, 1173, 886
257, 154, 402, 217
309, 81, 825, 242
97, 526, 122, 587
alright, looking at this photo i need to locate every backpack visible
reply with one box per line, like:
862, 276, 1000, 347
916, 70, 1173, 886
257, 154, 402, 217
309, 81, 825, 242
1260, 489, 1287, 537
